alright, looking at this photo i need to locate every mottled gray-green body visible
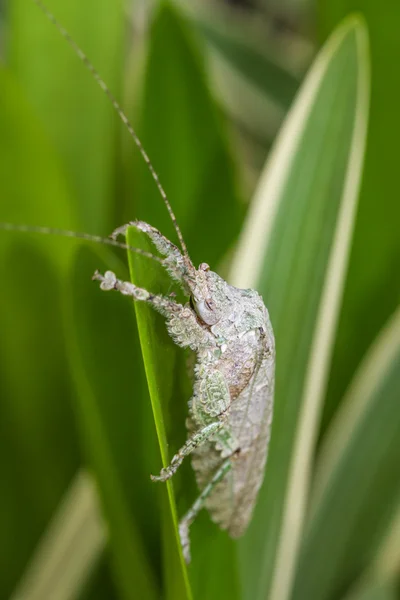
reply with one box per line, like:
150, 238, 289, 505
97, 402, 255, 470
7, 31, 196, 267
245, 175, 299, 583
95, 220, 275, 563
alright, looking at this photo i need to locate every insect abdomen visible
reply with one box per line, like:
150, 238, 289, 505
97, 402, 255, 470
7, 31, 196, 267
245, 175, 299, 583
190, 345, 275, 536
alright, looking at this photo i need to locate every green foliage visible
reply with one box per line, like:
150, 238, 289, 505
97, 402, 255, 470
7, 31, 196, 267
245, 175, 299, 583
318, 0, 400, 434
0, 1, 398, 600
196, 19, 299, 109
293, 308, 400, 600
231, 17, 369, 600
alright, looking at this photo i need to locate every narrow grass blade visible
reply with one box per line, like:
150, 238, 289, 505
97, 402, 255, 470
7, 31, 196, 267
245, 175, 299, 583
229, 17, 369, 600
10, 470, 105, 600
343, 581, 399, 600
370, 500, 400, 586
292, 307, 400, 600
197, 19, 299, 109
341, 498, 400, 600
127, 230, 193, 600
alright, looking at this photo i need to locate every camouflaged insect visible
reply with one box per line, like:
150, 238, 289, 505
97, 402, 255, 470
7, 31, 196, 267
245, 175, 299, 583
6, 0, 276, 565
93, 220, 275, 563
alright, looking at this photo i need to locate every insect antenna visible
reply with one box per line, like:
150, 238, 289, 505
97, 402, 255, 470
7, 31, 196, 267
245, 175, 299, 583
0, 222, 165, 265
31, 0, 192, 264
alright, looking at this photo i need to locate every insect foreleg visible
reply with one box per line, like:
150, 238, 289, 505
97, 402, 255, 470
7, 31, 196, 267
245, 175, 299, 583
179, 458, 232, 563
150, 420, 224, 483
93, 270, 182, 317
112, 221, 194, 292
93, 270, 214, 351
111, 221, 180, 257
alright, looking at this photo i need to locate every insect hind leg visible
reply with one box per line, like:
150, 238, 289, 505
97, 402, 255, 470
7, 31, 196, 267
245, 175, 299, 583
179, 458, 232, 564
150, 420, 224, 483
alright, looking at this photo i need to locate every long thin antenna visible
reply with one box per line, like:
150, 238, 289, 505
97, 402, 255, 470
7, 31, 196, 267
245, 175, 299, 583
31, 0, 191, 260
0, 223, 164, 265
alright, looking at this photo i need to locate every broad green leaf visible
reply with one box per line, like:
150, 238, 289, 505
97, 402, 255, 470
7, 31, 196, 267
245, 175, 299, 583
0, 66, 80, 598
229, 17, 369, 600
318, 0, 400, 433
9, 0, 124, 233
196, 19, 299, 109
67, 246, 159, 600
292, 307, 400, 600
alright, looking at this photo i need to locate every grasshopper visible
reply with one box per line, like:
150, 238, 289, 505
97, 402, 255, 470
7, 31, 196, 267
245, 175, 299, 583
2, 0, 275, 563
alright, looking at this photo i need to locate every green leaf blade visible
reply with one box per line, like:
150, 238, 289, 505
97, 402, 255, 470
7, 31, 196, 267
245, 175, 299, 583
124, 3, 246, 599
292, 307, 400, 600
0, 66, 80, 598
10, 0, 124, 233
126, 229, 193, 600
197, 19, 299, 109
318, 0, 400, 433
68, 247, 159, 600
229, 17, 370, 600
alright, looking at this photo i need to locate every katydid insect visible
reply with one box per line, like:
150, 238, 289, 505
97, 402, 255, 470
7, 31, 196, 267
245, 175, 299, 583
2, 0, 275, 563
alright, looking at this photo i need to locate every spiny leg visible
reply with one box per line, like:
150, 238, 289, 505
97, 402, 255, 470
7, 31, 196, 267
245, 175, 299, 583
111, 220, 195, 292
179, 459, 232, 564
111, 220, 180, 258
93, 270, 181, 318
150, 420, 224, 482
152, 366, 232, 481
93, 270, 214, 350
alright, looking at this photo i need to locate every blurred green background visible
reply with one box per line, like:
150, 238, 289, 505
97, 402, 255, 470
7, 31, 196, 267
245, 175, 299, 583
0, 1, 399, 599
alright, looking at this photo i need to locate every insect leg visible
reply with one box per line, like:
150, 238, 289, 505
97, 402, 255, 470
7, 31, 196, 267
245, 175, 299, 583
92, 270, 182, 317
112, 221, 180, 257
179, 459, 232, 563
94, 269, 215, 350
111, 221, 194, 291
150, 420, 224, 482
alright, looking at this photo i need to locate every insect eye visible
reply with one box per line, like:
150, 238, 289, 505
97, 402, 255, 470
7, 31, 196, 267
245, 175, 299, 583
199, 263, 210, 271
205, 299, 216, 311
